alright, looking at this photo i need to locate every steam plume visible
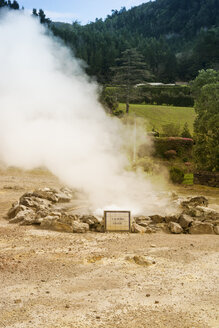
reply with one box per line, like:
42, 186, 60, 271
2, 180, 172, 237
0, 10, 172, 215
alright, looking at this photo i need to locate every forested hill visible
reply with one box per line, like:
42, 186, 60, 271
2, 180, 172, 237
1, 0, 218, 83
51, 0, 219, 83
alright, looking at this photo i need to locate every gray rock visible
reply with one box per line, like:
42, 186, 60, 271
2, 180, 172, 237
133, 255, 154, 266
178, 214, 193, 228
72, 221, 89, 233
131, 223, 146, 233
81, 215, 101, 225
165, 215, 179, 223
181, 196, 208, 208
134, 216, 152, 226
189, 222, 214, 234
168, 222, 183, 234
7, 204, 26, 219
196, 206, 219, 220
9, 208, 35, 225
41, 216, 73, 232
149, 215, 164, 224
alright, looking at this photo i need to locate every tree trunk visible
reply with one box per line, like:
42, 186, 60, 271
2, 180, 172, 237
126, 102, 129, 114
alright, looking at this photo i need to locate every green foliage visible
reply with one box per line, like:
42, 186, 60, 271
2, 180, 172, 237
162, 123, 181, 137
0, 0, 19, 9
111, 48, 151, 113
32, 8, 51, 25
154, 137, 194, 158
99, 87, 120, 115
191, 69, 219, 171
50, 0, 219, 83
110, 85, 194, 107
169, 167, 184, 184
181, 122, 192, 138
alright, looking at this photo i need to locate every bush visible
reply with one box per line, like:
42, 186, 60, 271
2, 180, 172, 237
170, 167, 184, 184
162, 123, 181, 137
154, 137, 193, 157
164, 150, 177, 158
107, 85, 194, 107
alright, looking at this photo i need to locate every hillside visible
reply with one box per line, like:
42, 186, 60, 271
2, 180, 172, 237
118, 103, 196, 133
51, 0, 219, 83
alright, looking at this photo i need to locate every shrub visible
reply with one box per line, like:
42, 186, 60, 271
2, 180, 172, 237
154, 137, 193, 157
170, 167, 184, 184
162, 123, 181, 137
164, 150, 177, 158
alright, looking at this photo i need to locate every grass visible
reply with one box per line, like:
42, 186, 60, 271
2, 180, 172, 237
118, 103, 196, 134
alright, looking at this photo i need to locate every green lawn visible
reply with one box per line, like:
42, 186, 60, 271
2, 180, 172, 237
118, 103, 196, 134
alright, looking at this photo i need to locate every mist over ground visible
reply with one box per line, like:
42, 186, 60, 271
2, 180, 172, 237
0, 10, 173, 215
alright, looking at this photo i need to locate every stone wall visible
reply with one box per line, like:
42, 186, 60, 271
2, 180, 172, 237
194, 172, 219, 188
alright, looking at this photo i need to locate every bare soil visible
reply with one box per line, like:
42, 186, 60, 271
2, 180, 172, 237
0, 167, 219, 328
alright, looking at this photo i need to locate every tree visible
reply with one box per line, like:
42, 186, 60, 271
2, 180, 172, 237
32, 8, 38, 17
181, 122, 192, 138
10, 1, 19, 9
162, 123, 181, 137
191, 69, 219, 171
111, 48, 151, 113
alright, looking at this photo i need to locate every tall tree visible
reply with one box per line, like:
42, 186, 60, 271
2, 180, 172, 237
191, 69, 219, 171
111, 48, 151, 113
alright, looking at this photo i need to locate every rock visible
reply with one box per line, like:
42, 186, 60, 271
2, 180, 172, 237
95, 223, 104, 232
196, 206, 219, 220
189, 222, 214, 234
144, 227, 153, 233
168, 222, 183, 234
72, 221, 89, 233
133, 255, 153, 266
165, 215, 179, 223
50, 221, 73, 233
134, 216, 152, 226
9, 208, 35, 225
81, 215, 101, 225
181, 196, 208, 208
7, 204, 26, 219
41, 216, 73, 232
214, 226, 219, 235
178, 214, 193, 228
32, 188, 59, 203
131, 223, 146, 233
149, 215, 164, 224
56, 192, 72, 203
20, 195, 51, 211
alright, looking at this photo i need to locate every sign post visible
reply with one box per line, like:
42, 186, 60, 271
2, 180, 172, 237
104, 211, 131, 232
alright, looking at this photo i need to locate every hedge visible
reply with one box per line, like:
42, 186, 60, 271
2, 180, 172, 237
105, 85, 194, 107
153, 137, 194, 157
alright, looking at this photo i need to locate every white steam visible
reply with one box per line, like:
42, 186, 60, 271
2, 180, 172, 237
0, 10, 172, 215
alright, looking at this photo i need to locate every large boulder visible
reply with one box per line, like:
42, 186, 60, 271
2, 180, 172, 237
134, 216, 152, 227
189, 222, 214, 234
178, 214, 193, 229
131, 223, 146, 233
214, 226, 219, 235
72, 221, 89, 233
9, 208, 36, 225
40, 216, 74, 232
149, 215, 164, 224
7, 203, 26, 219
168, 222, 183, 234
165, 215, 179, 223
196, 206, 219, 221
181, 196, 208, 208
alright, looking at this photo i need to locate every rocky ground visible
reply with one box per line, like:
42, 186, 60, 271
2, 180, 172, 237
0, 167, 219, 328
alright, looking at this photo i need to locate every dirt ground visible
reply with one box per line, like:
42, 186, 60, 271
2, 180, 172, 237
0, 167, 219, 328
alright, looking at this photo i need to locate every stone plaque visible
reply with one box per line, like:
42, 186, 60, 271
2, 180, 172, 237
104, 211, 131, 232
